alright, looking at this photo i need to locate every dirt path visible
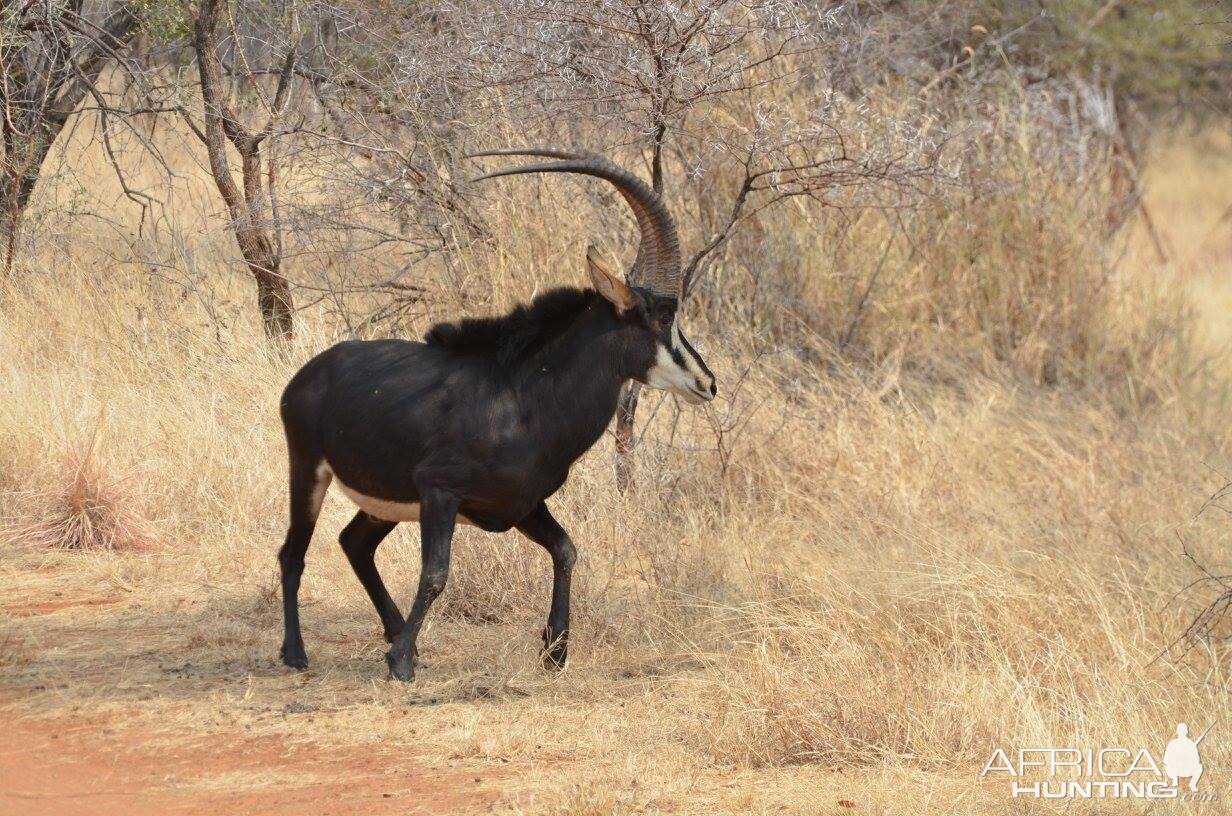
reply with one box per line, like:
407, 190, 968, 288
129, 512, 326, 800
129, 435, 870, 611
0, 706, 500, 816
0, 586, 516, 816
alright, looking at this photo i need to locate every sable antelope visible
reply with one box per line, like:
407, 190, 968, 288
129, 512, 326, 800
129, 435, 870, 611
277, 148, 716, 681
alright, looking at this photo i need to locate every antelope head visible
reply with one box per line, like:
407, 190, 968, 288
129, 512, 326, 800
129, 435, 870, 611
469, 147, 717, 404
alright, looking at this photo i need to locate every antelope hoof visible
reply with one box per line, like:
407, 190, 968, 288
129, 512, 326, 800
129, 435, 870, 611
280, 643, 308, 671
541, 627, 568, 671
386, 650, 415, 683
542, 647, 568, 671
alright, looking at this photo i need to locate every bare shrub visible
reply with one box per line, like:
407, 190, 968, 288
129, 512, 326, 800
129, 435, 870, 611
0, 0, 144, 275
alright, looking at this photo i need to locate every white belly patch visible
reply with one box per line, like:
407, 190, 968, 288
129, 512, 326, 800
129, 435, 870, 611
317, 463, 472, 525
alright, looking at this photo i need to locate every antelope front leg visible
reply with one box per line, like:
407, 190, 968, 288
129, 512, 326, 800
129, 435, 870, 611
386, 489, 458, 682
516, 502, 576, 670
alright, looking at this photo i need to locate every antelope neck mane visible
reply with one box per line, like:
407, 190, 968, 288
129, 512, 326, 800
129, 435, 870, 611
424, 286, 604, 367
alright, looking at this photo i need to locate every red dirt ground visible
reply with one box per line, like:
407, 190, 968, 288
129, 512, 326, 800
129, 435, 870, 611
0, 707, 500, 816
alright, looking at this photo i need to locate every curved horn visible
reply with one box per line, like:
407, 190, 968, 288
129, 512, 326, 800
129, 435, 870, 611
466, 148, 681, 298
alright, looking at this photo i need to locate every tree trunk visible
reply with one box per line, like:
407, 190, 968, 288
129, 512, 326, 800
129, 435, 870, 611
219, 167, 295, 341
193, 0, 295, 341
237, 228, 294, 340
256, 270, 295, 340
2, 204, 22, 278
1, 166, 43, 277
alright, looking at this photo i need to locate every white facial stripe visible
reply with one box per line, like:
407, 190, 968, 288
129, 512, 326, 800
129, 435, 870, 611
672, 321, 709, 380
644, 321, 714, 403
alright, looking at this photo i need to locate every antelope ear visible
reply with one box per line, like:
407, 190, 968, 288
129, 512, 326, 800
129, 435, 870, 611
586, 246, 635, 314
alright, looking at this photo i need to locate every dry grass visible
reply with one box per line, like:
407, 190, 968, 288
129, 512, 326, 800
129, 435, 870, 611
0, 127, 1230, 814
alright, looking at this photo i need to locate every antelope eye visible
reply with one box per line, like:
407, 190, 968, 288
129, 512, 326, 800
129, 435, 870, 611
657, 311, 674, 328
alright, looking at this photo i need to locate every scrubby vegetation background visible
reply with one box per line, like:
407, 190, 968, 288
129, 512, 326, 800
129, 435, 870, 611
2, 2, 1231, 813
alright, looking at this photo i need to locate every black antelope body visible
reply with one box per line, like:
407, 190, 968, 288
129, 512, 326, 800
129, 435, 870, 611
277, 148, 716, 681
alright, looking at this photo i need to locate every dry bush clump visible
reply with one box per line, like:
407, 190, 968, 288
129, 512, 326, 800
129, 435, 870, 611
687, 124, 1195, 410
8, 429, 159, 552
